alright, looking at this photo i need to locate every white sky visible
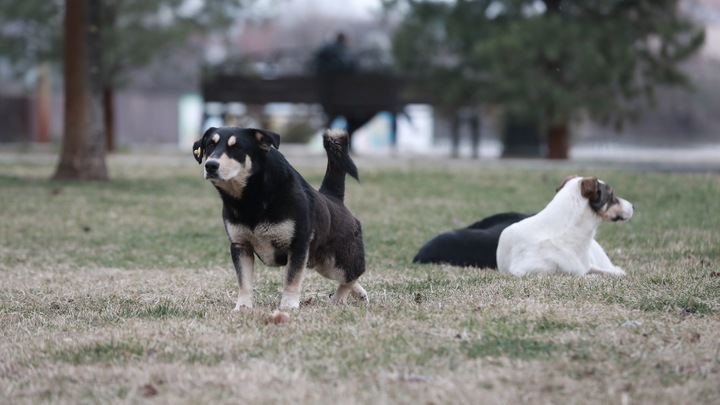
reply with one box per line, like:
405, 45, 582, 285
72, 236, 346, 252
262, 0, 384, 19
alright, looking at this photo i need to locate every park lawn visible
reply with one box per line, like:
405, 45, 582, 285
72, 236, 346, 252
0, 153, 718, 404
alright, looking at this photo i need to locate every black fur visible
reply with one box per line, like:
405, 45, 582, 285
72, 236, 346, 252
319, 131, 358, 201
193, 126, 365, 308
413, 212, 532, 269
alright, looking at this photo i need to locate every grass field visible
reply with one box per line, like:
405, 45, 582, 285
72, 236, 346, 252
1, 152, 719, 404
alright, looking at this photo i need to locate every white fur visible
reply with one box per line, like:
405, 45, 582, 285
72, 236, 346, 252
225, 220, 295, 266
496, 177, 633, 276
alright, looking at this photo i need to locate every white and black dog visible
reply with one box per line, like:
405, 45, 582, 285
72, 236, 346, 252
192, 127, 368, 310
497, 176, 634, 276
413, 212, 532, 268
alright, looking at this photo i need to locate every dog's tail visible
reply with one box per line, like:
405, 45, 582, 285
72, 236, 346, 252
319, 129, 358, 202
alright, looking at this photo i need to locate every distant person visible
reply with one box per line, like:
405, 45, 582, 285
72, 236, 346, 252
313, 32, 357, 76
314, 33, 395, 152
451, 106, 482, 159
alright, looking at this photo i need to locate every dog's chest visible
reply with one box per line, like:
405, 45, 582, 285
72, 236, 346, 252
225, 220, 295, 265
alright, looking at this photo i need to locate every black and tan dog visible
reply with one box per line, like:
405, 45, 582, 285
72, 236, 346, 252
192, 127, 367, 310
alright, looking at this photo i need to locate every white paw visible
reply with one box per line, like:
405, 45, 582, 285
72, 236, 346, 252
279, 295, 300, 310
233, 304, 252, 311
234, 295, 253, 311
351, 289, 369, 304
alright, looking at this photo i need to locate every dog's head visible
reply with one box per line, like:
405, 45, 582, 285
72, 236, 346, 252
192, 127, 280, 195
556, 176, 634, 222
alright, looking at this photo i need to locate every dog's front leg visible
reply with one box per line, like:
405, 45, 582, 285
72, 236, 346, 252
279, 250, 308, 310
231, 243, 255, 310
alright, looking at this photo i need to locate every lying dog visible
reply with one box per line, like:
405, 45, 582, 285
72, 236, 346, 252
413, 212, 531, 268
192, 127, 368, 310
497, 176, 634, 276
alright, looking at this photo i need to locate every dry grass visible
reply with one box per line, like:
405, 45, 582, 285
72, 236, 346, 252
1, 152, 719, 404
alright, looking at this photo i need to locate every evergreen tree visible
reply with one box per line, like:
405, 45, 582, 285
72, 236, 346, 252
390, 0, 705, 158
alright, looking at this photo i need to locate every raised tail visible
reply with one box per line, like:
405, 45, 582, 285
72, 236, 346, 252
319, 129, 358, 202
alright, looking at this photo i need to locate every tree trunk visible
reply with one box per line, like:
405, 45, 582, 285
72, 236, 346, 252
103, 85, 114, 152
53, 0, 108, 181
36, 62, 51, 143
546, 123, 570, 160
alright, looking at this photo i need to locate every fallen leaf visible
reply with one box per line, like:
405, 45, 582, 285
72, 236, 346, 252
265, 310, 291, 325
141, 384, 158, 397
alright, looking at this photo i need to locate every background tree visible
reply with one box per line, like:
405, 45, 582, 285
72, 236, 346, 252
390, 0, 705, 159
54, 0, 107, 181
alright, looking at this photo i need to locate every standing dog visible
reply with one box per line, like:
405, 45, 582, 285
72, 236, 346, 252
413, 212, 532, 268
192, 127, 368, 310
497, 176, 634, 276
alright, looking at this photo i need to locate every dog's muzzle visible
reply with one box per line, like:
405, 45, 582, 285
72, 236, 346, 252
613, 199, 634, 222
204, 160, 220, 179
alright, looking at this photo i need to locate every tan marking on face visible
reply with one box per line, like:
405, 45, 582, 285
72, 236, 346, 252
228, 135, 236, 146
208, 154, 253, 199
211, 133, 220, 143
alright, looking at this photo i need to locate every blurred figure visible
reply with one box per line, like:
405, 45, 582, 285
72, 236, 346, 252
312, 32, 357, 75
451, 106, 482, 159
313, 32, 368, 151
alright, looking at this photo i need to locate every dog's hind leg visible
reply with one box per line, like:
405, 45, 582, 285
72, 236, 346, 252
330, 283, 354, 304
330, 280, 368, 305
350, 281, 368, 304
231, 244, 255, 310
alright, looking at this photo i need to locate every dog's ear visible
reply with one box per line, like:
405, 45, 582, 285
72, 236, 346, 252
253, 129, 281, 151
193, 127, 217, 164
580, 177, 599, 200
555, 175, 578, 192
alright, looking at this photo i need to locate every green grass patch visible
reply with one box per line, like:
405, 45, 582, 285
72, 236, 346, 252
464, 335, 562, 360
121, 300, 208, 319
52, 340, 147, 365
